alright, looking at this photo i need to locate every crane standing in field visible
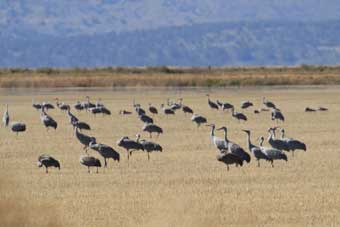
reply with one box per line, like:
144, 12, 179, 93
271, 108, 285, 122
242, 129, 269, 167
231, 107, 247, 122
40, 107, 58, 130
279, 128, 306, 156
148, 103, 158, 115
37, 154, 60, 173
75, 128, 96, 152
80, 155, 101, 173
216, 152, 243, 171
142, 123, 163, 138
216, 100, 234, 111
11, 122, 26, 135
191, 113, 207, 127
241, 101, 253, 109
89, 141, 120, 167
217, 126, 251, 163
139, 137, 163, 161
263, 97, 277, 109
267, 127, 290, 152
206, 94, 219, 110
258, 137, 288, 167
206, 124, 227, 152
55, 98, 70, 112
2, 104, 9, 127
117, 135, 144, 161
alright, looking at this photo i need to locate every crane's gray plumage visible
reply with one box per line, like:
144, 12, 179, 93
119, 110, 132, 115
206, 94, 219, 110
11, 122, 26, 135
139, 114, 154, 124
218, 126, 251, 163
191, 113, 207, 127
242, 130, 269, 167
279, 128, 306, 156
72, 121, 91, 131
89, 141, 120, 167
74, 101, 84, 111
67, 107, 79, 124
148, 104, 158, 115
2, 104, 9, 127
267, 128, 290, 152
216, 153, 243, 171
216, 100, 234, 111
241, 101, 253, 109
42, 102, 55, 110
32, 99, 42, 110
231, 107, 247, 122
142, 123, 163, 138
259, 137, 288, 167
75, 128, 96, 151
182, 105, 193, 115
161, 104, 175, 115
37, 154, 60, 173
271, 108, 285, 122
318, 107, 328, 111
40, 108, 57, 130
80, 155, 101, 173
55, 98, 70, 111
117, 135, 144, 160
263, 97, 277, 109
207, 124, 227, 152
139, 138, 163, 160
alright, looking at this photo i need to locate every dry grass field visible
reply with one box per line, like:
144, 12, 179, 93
1, 86, 340, 227
1, 66, 340, 88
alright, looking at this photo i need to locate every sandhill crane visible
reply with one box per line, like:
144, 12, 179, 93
271, 108, 285, 122
2, 104, 9, 127
216, 100, 233, 111
167, 98, 182, 111
161, 104, 175, 115
89, 141, 120, 167
72, 121, 91, 131
305, 107, 316, 112
267, 127, 290, 152
216, 153, 243, 171
207, 94, 219, 110
99, 106, 111, 115
318, 107, 328, 111
42, 102, 54, 111
254, 109, 260, 114
75, 128, 96, 152
206, 124, 227, 152
142, 123, 163, 138
279, 128, 306, 156
84, 96, 96, 110
241, 101, 253, 109
231, 107, 247, 122
117, 136, 144, 160
182, 105, 193, 115
242, 130, 269, 167
55, 98, 70, 111
258, 137, 287, 167
139, 138, 163, 161
119, 110, 132, 115
40, 107, 57, 130
74, 101, 84, 111
80, 155, 101, 173
11, 122, 26, 135
263, 97, 277, 109
191, 113, 207, 127
148, 103, 158, 115
67, 107, 79, 124
37, 154, 60, 173
32, 99, 42, 110
139, 114, 154, 124
217, 126, 251, 163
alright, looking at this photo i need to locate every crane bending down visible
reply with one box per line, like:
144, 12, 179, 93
37, 154, 60, 173
258, 137, 287, 167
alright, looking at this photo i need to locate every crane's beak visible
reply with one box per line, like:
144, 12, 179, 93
216, 127, 223, 131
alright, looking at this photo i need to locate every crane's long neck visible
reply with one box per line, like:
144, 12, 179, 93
267, 131, 273, 142
210, 126, 215, 138
281, 130, 285, 139
223, 129, 229, 143
245, 133, 253, 151
259, 138, 264, 147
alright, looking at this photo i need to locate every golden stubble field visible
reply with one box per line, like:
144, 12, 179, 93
0, 86, 340, 227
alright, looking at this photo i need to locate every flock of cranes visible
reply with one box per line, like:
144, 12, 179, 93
2, 93, 320, 173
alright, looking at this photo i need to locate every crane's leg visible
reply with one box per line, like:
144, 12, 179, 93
88, 167, 90, 173
292, 150, 295, 157
271, 160, 274, 168
227, 165, 229, 171
127, 150, 130, 161
96, 167, 99, 174
104, 158, 107, 168
46, 167, 48, 174
257, 160, 260, 167
148, 152, 150, 161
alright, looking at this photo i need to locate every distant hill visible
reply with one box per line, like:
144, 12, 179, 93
1, 1, 340, 67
